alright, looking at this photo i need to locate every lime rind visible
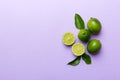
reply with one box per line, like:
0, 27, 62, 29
72, 43, 85, 56
62, 32, 75, 45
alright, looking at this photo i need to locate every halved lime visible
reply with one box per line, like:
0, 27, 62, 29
72, 43, 85, 56
62, 32, 75, 45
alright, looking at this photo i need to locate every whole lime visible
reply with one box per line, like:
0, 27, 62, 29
87, 39, 101, 54
87, 18, 101, 34
78, 29, 91, 42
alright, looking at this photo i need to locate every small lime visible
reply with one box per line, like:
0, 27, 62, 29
87, 39, 102, 54
78, 29, 91, 42
62, 32, 75, 45
72, 43, 85, 56
87, 18, 101, 34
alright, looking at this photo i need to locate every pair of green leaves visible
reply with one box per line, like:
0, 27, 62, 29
68, 53, 91, 66
67, 14, 91, 66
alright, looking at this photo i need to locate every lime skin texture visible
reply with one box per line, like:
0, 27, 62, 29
87, 39, 102, 54
87, 18, 101, 34
78, 29, 91, 42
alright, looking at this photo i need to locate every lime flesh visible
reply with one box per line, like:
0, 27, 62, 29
62, 32, 75, 45
72, 43, 85, 56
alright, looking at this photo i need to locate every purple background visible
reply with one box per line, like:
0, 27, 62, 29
0, 0, 120, 80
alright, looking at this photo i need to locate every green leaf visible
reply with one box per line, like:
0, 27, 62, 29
75, 13, 85, 29
82, 53, 92, 64
67, 56, 81, 66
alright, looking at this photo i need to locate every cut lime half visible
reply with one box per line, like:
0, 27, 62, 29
62, 32, 75, 46
72, 43, 85, 56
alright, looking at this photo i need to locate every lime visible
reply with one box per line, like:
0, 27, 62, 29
72, 43, 85, 56
87, 39, 101, 54
87, 18, 101, 34
78, 29, 91, 42
62, 32, 75, 45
